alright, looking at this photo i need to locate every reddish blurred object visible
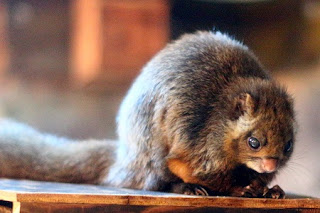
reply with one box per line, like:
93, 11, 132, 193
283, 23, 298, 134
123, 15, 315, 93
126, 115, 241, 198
0, 1, 9, 77
70, 0, 170, 88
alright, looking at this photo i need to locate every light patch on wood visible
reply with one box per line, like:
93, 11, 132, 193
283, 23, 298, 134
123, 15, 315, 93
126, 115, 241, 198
13, 202, 20, 213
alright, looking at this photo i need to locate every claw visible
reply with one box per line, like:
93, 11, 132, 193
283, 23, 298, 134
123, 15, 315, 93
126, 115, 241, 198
195, 186, 209, 196
264, 185, 285, 199
171, 183, 210, 196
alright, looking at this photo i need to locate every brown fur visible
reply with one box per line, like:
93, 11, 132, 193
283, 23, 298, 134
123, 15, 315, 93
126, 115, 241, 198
167, 159, 200, 184
0, 31, 296, 198
107, 31, 295, 197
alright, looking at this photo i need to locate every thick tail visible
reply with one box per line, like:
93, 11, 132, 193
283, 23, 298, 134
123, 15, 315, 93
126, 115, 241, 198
0, 119, 115, 184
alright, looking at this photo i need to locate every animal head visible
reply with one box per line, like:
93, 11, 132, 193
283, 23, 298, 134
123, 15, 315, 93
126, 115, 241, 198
224, 79, 296, 174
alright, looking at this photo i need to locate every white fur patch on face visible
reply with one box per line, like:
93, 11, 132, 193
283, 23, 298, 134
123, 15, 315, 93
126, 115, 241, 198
246, 160, 264, 173
246, 158, 278, 174
228, 114, 259, 138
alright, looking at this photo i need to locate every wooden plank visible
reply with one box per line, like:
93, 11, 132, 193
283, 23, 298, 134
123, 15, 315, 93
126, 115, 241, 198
0, 179, 319, 210
16, 203, 320, 213
12, 202, 20, 213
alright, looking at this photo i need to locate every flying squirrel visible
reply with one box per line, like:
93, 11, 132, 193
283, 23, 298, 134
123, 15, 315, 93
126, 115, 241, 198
0, 31, 296, 198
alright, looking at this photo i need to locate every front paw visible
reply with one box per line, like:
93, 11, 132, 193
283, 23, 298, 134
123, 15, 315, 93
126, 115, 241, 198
263, 185, 285, 199
230, 184, 264, 198
170, 183, 209, 196
231, 184, 285, 199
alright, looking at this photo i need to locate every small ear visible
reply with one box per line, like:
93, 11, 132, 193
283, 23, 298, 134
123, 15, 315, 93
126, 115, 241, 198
231, 93, 255, 120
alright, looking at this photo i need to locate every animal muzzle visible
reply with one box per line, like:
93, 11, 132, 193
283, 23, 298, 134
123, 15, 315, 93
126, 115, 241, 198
261, 158, 279, 173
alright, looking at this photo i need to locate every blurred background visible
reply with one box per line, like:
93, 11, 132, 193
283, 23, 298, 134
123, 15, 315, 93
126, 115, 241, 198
0, 0, 319, 197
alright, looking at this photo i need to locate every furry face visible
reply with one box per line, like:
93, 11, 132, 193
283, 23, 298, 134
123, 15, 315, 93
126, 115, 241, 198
225, 85, 295, 174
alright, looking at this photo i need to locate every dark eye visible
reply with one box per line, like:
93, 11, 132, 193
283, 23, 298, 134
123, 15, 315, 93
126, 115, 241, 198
247, 137, 261, 150
284, 139, 293, 152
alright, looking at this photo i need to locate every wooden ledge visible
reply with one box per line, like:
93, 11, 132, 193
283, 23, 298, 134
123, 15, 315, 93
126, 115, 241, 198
0, 179, 319, 212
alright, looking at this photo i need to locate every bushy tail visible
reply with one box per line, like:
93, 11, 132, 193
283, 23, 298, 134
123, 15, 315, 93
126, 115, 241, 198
0, 119, 115, 184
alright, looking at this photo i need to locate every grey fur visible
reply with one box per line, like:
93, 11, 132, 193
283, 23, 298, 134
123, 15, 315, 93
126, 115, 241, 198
0, 119, 115, 184
0, 31, 295, 197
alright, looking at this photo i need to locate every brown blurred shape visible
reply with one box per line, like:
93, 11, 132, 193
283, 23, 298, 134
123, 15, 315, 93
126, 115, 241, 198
70, 0, 170, 88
